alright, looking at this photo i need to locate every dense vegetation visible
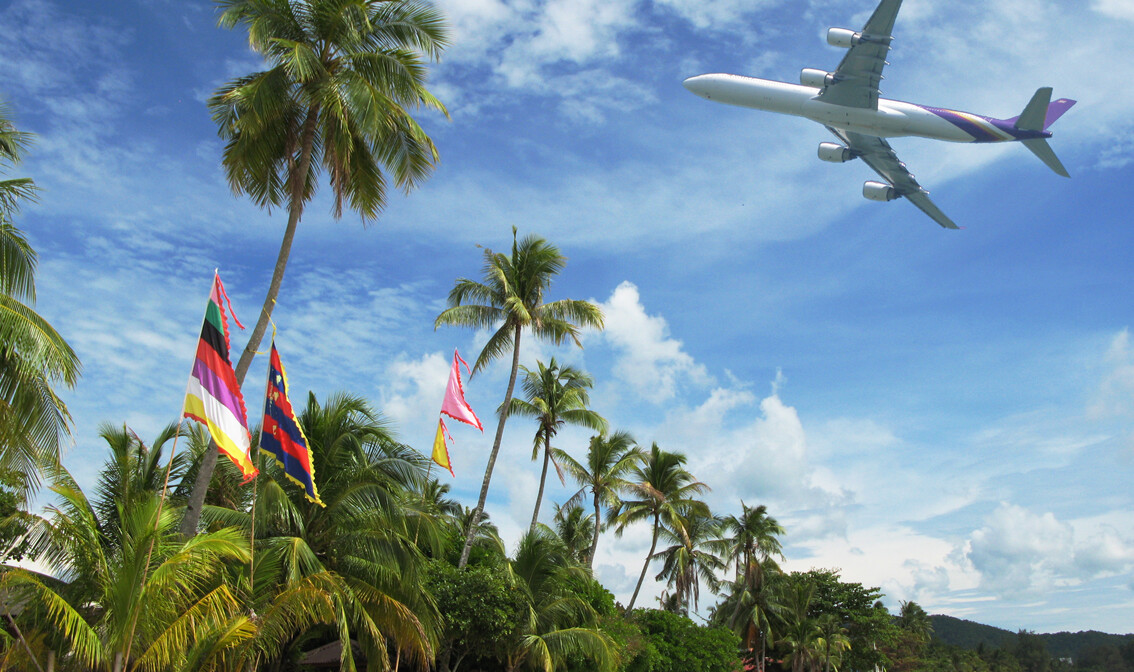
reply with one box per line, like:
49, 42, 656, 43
0, 1, 1127, 671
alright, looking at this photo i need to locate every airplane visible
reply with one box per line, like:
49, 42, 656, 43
682, 0, 1075, 229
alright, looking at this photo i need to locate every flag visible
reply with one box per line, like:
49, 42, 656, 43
260, 340, 323, 506
183, 272, 258, 482
432, 349, 482, 475
440, 350, 482, 431
432, 418, 455, 476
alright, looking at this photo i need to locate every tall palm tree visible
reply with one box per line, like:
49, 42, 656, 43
506, 358, 606, 532
182, 0, 450, 537
205, 392, 439, 669
435, 229, 603, 568
720, 501, 785, 665
779, 578, 821, 672
653, 508, 727, 616
551, 502, 594, 565
0, 104, 81, 498
722, 503, 785, 587
613, 443, 708, 612
556, 430, 641, 568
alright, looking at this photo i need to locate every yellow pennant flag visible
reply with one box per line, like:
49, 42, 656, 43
432, 418, 454, 476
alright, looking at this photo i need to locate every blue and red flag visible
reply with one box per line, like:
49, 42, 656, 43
260, 340, 323, 506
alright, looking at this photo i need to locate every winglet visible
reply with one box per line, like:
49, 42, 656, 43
1022, 138, 1070, 177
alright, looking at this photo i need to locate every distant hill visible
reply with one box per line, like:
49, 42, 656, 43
930, 615, 1134, 661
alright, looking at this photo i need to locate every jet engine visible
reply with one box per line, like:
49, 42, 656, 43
827, 28, 863, 48
818, 142, 855, 163
827, 27, 890, 48
863, 181, 899, 202
800, 68, 837, 88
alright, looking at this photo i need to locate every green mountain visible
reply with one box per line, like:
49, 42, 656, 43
931, 615, 1134, 661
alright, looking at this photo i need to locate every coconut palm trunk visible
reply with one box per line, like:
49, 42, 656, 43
589, 489, 602, 567
179, 108, 320, 539
626, 513, 660, 612
530, 433, 552, 532
457, 324, 522, 568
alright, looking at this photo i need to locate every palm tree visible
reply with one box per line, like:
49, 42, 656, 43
0, 100, 37, 217
435, 229, 603, 568
613, 443, 709, 612
3, 463, 250, 672
205, 392, 439, 669
711, 561, 784, 672
182, 0, 450, 537
815, 614, 852, 672
779, 578, 821, 672
897, 600, 932, 642
719, 502, 785, 665
0, 104, 81, 498
653, 508, 727, 615
502, 527, 617, 672
551, 502, 594, 565
556, 430, 641, 568
506, 358, 606, 532
722, 503, 785, 587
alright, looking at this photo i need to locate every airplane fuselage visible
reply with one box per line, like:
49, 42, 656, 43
684, 74, 1051, 144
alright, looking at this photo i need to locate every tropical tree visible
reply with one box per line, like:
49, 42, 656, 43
551, 502, 594, 565
183, 0, 450, 537
435, 229, 603, 568
500, 526, 617, 672
2, 459, 250, 672
0, 103, 80, 498
505, 358, 606, 532
556, 430, 641, 568
815, 614, 852, 672
779, 578, 821, 672
710, 560, 784, 672
719, 502, 785, 664
614, 443, 709, 612
898, 600, 933, 642
654, 508, 727, 616
204, 391, 440, 669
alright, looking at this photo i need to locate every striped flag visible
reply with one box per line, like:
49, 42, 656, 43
260, 340, 322, 506
183, 272, 258, 482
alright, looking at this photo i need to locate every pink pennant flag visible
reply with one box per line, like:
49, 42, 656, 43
440, 349, 482, 431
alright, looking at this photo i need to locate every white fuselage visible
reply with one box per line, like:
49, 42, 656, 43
684, 74, 978, 143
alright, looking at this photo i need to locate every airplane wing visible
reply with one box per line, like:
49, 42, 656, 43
827, 126, 960, 229
816, 0, 902, 109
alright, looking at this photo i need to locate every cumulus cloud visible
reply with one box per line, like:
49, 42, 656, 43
597, 281, 711, 403
964, 503, 1134, 597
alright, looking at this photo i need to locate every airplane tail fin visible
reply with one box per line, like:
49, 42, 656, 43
1013, 87, 1077, 131
1022, 138, 1070, 177
1012, 88, 1074, 177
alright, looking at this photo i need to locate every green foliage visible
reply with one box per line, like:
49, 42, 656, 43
425, 559, 521, 672
627, 608, 742, 672
0, 105, 81, 499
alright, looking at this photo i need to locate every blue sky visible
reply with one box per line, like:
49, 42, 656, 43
3, 0, 1133, 633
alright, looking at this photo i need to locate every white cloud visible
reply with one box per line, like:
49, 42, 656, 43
964, 503, 1134, 597
1092, 0, 1134, 22
653, 0, 783, 30
597, 281, 711, 403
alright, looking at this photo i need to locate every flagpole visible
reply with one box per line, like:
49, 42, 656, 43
123, 272, 222, 667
